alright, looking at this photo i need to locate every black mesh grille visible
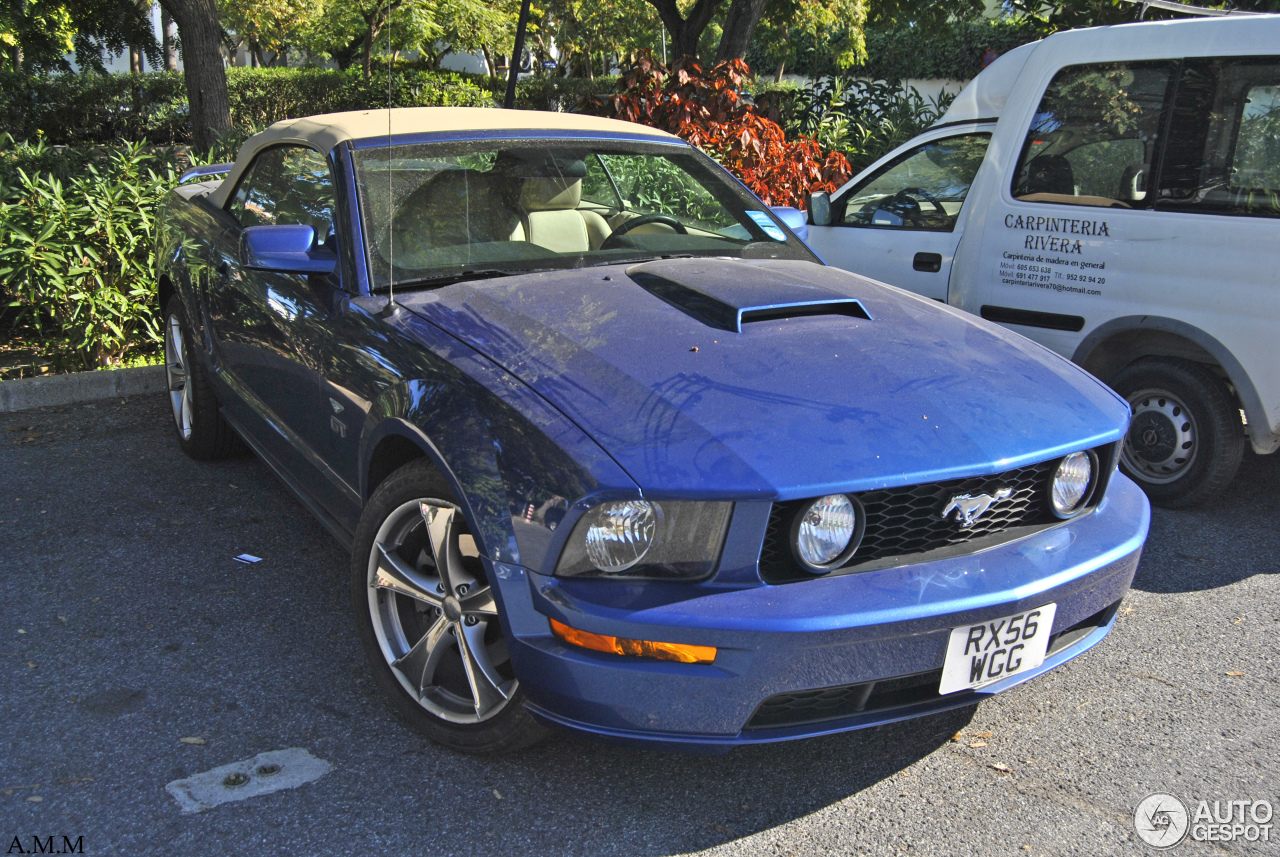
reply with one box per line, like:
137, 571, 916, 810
758, 446, 1116, 583
744, 602, 1120, 730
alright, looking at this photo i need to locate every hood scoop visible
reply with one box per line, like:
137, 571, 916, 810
626, 258, 870, 333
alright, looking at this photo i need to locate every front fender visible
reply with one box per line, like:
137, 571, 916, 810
359, 346, 639, 571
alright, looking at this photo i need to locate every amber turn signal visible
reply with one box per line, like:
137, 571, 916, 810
549, 618, 716, 664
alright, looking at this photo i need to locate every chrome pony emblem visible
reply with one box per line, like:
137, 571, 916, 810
942, 487, 1013, 527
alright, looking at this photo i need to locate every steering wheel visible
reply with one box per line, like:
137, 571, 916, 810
600, 213, 688, 250
898, 187, 948, 218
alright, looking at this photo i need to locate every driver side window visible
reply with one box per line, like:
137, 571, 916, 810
228, 145, 337, 245
836, 133, 990, 231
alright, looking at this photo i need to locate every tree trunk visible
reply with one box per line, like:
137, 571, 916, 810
774, 56, 785, 83
161, 8, 178, 70
158, 0, 233, 152
363, 30, 374, 79
644, 0, 721, 62
714, 0, 768, 64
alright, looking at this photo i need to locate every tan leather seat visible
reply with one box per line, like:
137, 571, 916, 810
518, 177, 611, 252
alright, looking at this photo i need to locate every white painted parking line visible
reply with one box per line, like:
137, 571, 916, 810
165, 748, 331, 813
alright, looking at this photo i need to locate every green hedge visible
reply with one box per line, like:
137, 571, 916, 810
858, 18, 1048, 81
0, 67, 496, 145
748, 17, 1049, 82
0, 67, 625, 146
0, 138, 195, 370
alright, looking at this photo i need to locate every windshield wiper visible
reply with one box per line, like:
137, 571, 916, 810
389, 269, 524, 290
586, 253, 697, 268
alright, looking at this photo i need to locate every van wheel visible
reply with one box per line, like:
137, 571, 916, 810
1111, 358, 1243, 508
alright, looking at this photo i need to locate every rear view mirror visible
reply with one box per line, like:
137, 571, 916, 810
241, 225, 337, 275
808, 191, 832, 226
769, 206, 809, 243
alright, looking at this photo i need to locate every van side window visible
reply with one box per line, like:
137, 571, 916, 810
834, 134, 990, 231
1156, 57, 1280, 218
1012, 62, 1177, 209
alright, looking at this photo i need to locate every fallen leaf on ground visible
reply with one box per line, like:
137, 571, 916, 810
951, 731, 964, 742
989, 763, 1011, 773
492, 789, 502, 800
179, 737, 206, 745
57, 616, 66, 623
27, 662, 35, 669
969, 741, 988, 748
1226, 671, 1245, 677
26, 796, 42, 802
974, 730, 993, 739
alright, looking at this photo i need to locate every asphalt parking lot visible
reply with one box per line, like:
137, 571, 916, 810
2, 393, 1276, 856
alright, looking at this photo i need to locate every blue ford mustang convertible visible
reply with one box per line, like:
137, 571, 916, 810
155, 108, 1149, 753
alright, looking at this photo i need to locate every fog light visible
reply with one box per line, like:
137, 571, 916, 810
1051, 451, 1094, 517
794, 494, 859, 571
584, 500, 659, 572
550, 618, 716, 664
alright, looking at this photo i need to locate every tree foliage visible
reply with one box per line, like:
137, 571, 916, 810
0, 0, 157, 72
219, 0, 322, 66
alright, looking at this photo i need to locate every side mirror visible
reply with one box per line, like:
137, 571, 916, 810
769, 206, 809, 243
808, 191, 832, 226
241, 225, 337, 275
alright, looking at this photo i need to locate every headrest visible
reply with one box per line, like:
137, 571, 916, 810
521, 176, 582, 211
500, 153, 587, 179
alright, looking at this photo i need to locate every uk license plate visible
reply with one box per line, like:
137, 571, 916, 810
939, 604, 1058, 695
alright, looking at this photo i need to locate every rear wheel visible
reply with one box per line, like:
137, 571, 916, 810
350, 459, 547, 753
163, 298, 241, 460
1111, 358, 1243, 508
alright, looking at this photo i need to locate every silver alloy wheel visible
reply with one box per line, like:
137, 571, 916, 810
366, 499, 516, 724
1122, 387, 1198, 485
165, 314, 193, 441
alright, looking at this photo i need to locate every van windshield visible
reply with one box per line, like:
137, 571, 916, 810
353, 139, 816, 291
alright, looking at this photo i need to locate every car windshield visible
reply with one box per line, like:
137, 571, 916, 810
352, 138, 817, 291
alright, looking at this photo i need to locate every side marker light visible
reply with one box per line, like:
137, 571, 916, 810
549, 618, 716, 664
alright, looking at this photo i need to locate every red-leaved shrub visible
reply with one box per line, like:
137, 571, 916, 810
582, 53, 851, 209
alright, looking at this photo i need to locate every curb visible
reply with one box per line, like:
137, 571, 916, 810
0, 365, 166, 413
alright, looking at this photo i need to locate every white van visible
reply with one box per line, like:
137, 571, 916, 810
807, 16, 1280, 507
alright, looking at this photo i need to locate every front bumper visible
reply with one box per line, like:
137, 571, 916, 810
491, 473, 1150, 753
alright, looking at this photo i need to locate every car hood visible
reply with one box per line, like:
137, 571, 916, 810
397, 259, 1129, 499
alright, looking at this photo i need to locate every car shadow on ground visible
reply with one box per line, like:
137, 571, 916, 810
1130, 449, 1280, 594
418, 704, 977, 855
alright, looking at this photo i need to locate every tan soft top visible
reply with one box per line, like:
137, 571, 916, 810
208, 107, 679, 208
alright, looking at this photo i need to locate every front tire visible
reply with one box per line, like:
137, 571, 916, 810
1111, 358, 1243, 508
350, 459, 547, 753
163, 298, 241, 460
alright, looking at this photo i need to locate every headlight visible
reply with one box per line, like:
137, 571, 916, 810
584, 500, 659, 572
791, 494, 863, 573
1050, 451, 1094, 518
555, 500, 733, 579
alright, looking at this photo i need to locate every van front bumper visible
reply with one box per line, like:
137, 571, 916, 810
491, 474, 1149, 753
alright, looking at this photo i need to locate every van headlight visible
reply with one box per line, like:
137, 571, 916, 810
1050, 451, 1094, 518
555, 500, 733, 580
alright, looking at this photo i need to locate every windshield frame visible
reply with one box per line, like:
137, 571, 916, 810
347, 133, 818, 294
